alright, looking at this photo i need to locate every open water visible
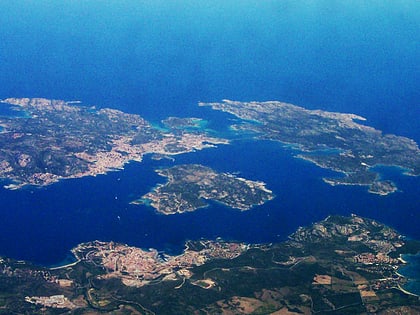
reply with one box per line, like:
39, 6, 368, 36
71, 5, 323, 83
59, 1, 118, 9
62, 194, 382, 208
0, 0, 419, 293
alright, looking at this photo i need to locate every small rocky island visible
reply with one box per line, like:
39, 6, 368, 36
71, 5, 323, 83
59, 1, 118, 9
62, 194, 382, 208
161, 116, 206, 130
200, 100, 420, 195
2, 97, 418, 196
0, 98, 228, 189
0, 215, 419, 314
132, 164, 274, 214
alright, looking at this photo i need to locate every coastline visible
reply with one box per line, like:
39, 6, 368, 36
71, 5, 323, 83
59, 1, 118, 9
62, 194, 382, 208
396, 253, 420, 297
397, 284, 420, 297
398, 254, 408, 264
49, 259, 80, 270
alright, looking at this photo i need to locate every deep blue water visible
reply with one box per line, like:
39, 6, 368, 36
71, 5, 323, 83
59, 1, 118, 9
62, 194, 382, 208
0, 0, 418, 287
0, 140, 418, 265
0, 102, 29, 119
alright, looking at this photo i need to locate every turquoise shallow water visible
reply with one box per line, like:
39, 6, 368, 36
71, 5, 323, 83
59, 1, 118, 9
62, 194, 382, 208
400, 254, 420, 296
0, 139, 418, 266
0, 102, 28, 118
0, 0, 418, 289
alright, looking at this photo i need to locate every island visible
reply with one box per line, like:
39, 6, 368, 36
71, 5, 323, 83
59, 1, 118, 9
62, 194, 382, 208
0, 98, 228, 189
131, 164, 275, 214
199, 100, 420, 195
3, 97, 418, 196
0, 215, 419, 314
161, 116, 207, 130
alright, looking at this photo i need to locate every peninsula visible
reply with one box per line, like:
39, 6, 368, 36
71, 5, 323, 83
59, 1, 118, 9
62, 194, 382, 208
132, 164, 274, 214
0, 98, 228, 189
199, 100, 420, 195
0, 215, 419, 314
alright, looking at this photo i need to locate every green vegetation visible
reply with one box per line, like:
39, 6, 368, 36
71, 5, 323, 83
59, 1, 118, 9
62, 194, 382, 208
134, 164, 274, 214
0, 98, 227, 189
0, 215, 419, 314
200, 100, 420, 195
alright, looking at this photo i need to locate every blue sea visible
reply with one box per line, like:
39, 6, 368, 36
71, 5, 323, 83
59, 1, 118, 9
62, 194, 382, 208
0, 0, 419, 292
399, 253, 420, 296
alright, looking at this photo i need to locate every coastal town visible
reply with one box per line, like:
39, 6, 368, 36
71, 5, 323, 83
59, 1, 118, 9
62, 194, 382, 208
0, 98, 228, 189
0, 98, 419, 313
72, 239, 248, 288
0, 215, 418, 314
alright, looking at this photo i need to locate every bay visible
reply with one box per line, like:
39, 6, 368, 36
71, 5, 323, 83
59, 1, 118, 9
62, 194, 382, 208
0, 0, 418, 283
399, 253, 420, 296
0, 139, 418, 266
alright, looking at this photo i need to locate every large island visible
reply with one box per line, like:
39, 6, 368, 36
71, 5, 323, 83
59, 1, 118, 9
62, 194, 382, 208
0, 98, 228, 189
132, 164, 274, 214
1, 97, 418, 197
200, 100, 420, 195
0, 215, 419, 314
